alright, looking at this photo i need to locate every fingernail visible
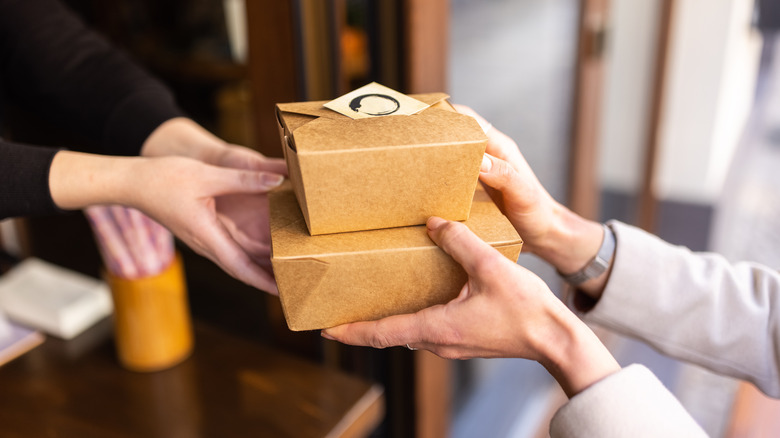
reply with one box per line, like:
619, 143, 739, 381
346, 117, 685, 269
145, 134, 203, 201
321, 331, 335, 341
480, 155, 492, 173
263, 174, 285, 187
427, 216, 447, 231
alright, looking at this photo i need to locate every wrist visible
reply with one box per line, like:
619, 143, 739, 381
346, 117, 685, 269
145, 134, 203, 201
557, 223, 615, 286
531, 205, 604, 274
538, 309, 621, 397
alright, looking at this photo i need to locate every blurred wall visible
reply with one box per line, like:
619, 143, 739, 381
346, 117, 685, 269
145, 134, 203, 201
600, 0, 762, 204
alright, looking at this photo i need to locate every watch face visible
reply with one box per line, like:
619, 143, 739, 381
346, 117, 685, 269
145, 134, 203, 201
583, 258, 608, 278
560, 224, 615, 285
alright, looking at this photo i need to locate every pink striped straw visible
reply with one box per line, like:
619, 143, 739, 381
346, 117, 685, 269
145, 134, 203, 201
85, 207, 139, 279
85, 206, 174, 279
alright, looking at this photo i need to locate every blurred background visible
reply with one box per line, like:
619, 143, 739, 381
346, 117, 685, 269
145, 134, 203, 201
1, 0, 778, 437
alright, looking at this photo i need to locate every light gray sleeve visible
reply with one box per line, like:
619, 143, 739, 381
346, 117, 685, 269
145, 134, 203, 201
584, 220, 780, 397
550, 364, 707, 438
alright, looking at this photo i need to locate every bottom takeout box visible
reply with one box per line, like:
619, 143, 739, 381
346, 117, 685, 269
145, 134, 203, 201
269, 181, 523, 331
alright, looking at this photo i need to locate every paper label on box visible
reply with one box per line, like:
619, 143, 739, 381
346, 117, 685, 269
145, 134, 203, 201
323, 82, 430, 120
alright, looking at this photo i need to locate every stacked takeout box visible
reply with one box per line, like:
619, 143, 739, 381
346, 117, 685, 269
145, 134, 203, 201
270, 83, 523, 331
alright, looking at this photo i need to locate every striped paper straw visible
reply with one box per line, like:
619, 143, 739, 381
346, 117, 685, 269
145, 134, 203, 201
85, 206, 174, 279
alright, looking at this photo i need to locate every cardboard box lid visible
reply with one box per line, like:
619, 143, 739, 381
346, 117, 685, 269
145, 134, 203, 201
276, 93, 485, 153
270, 181, 522, 259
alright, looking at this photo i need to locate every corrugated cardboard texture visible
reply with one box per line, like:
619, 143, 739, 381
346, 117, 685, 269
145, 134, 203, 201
276, 93, 487, 235
270, 181, 523, 331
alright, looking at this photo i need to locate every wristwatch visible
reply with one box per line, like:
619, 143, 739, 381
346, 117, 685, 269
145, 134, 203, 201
558, 224, 616, 285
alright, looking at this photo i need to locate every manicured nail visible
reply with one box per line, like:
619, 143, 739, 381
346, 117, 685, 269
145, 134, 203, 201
321, 331, 335, 341
480, 155, 492, 173
263, 174, 285, 188
427, 216, 447, 231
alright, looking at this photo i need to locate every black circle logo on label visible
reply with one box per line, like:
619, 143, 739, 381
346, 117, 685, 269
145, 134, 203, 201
349, 93, 401, 116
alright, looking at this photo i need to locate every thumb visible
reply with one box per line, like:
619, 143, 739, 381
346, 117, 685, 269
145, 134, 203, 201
478, 153, 522, 195
323, 312, 423, 349
207, 167, 285, 196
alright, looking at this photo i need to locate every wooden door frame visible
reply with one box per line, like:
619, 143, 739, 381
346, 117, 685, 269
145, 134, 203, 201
569, 0, 675, 230
568, 0, 610, 220
245, 0, 301, 158
638, 0, 676, 232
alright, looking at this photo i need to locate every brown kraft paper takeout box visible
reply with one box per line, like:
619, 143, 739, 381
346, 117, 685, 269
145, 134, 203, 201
269, 181, 523, 331
275, 93, 487, 235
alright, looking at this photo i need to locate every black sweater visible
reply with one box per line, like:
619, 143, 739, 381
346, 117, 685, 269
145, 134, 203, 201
0, 0, 185, 218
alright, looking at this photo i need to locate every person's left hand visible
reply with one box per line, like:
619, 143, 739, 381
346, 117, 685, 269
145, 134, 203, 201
322, 216, 621, 397
322, 217, 568, 361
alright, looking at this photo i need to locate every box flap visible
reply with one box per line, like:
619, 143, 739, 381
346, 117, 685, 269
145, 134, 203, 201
272, 257, 330, 318
270, 182, 522, 258
290, 108, 485, 153
278, 112, 317, 137
276, 92, 451, 120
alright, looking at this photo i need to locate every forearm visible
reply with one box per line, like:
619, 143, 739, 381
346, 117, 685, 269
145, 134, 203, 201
550, 364, 707, 437
588, 221, 780, 397
49, 150, 143, 210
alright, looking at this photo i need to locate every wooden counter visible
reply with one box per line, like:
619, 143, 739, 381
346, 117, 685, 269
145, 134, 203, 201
0, 319, 384, 438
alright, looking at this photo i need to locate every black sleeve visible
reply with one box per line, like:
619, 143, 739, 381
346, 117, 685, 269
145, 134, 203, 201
0, 0, 186, 156
0, 141, 60, 219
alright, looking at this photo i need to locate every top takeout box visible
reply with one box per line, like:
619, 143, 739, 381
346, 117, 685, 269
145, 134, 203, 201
275, 92, 488, 235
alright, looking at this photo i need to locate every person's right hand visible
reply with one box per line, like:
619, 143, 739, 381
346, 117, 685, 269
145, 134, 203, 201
455, 105, 559, 251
